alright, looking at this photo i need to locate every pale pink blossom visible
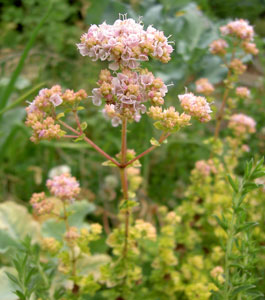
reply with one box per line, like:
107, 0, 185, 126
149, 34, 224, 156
77, 15, 173, 70
46, 173, 80, 200
209, 39, 228, 55
178, 92, 212, 122
92, 69, 168, 126
228, 113, 256, 136
242, 42, 259, 55
195, 78, 214, 95
220, 19, 254, 41
236, 86, 250, 98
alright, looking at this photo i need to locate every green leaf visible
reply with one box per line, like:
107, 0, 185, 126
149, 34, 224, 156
102, 160, 118, 167
213, 215, 228, 231
74, 134, 85, 142
41, 200, 95, 240
0, 268, 18, 300
227, 175, 238, 193
76, 254, 110, 277
0, 202, 41, 254
81, 122, 88, 131
150, 137, 161, 147
232, 284, 256, 296
56, 112, 65, 120
236, 222, 259, 234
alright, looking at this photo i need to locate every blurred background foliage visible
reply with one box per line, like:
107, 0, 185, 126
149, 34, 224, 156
0, 0, 264, 208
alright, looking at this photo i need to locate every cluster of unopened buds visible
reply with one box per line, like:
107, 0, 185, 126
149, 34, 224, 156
195, 78, 214, 96
148, 106, 191, 131
228, 113, 256, 136
77, 15, 173, 70
25, 85, 87, 142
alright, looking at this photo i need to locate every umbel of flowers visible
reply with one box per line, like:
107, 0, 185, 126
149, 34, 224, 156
25, 14, 213, 299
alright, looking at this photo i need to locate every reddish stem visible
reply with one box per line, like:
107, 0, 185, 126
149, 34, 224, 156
59, 120, 121, 167
122, 132, 170, 168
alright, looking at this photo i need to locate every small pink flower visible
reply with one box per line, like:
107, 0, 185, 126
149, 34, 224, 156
50, 94, 63, 107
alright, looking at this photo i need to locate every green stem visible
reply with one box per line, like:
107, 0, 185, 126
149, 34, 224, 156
224, 212, 236, 299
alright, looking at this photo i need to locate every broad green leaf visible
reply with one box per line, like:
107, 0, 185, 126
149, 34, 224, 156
41, 200, 95, 240
77, 254, 110, 277
0, 202, 41, 254
0, 268, 17, 300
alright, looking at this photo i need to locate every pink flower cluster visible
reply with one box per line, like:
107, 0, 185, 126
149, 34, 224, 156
220, 19, 254, 41
242, 42, 259, 55
194, 160, 217, 177
195, 78, 214, 95
229, 58, 246, 74
209, 39, 228, 55
148, 106, 191, 130
77, 16, 173, 70
46, 173, 80, 201
228, 113, 256, 136
236, 86, 250, 98
178, 92, 212, 122
25, 85, 87, 142
91, 69, 168, 126
30, 192, 54, 215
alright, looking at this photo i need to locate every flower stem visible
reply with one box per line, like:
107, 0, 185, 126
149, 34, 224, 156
120, 117, 130, 258
62, 201, 78, 293
59, 120, 121, 167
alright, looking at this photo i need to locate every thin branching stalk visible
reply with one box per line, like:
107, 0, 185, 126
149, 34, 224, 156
59, 120, 121, 167
122, 132, 170, 168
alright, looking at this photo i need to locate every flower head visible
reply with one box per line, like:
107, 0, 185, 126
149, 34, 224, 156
209, 39, 228, 55
229, 58, 246, 74
46, 173, 80, 200
92, 68, 168, 126
242, 42, 259, 55
220, 19, 254, 41
25, 86, 87, 142
193, 160, 217, 177
228, 113, 256, 136
77, 15, 173, 70
178, 92, 212, 122
195, 78, 214, 95
30, 192, 54, 215
236, 86, 250, 99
